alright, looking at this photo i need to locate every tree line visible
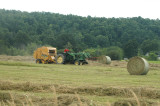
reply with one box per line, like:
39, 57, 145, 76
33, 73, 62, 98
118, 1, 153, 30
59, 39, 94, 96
0, 9, 160, 59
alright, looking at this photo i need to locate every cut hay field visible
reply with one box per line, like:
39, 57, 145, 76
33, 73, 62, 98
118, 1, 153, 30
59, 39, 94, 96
0, 55, 160, 106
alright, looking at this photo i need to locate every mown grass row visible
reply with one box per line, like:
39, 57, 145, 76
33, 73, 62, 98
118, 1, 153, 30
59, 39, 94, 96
0, 80, 160, 99
1, 88, 160, 106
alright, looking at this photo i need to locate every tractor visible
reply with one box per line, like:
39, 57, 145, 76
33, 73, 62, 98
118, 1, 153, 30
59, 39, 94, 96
56, 52, 90, 65
33, 46, 90, 65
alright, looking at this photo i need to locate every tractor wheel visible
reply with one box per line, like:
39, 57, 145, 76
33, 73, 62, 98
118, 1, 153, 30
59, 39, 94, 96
82, 61, 88, 65
36, 59, 42, 64
56, 54, 65, 64
74, 60, 80, 65
79, 62, 83, 65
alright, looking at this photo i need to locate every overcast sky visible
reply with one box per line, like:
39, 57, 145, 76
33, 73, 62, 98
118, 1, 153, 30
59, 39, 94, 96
0, 0, 160, 19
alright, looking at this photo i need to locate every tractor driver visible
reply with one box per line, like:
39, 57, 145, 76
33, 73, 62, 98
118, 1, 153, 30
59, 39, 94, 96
64, 48, 69, 53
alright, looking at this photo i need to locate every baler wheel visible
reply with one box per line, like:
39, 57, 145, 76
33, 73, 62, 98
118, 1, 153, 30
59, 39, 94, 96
36, 59, 42, 64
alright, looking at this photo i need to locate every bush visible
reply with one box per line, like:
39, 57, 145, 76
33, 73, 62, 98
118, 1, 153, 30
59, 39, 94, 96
3, 43, 41, 56
6, 47, 26, 56
83, 48, 104, 57
147, 52, 158, 61
105, 46, 124, 60
84, 46, 124, 60
26, 43, 41, 55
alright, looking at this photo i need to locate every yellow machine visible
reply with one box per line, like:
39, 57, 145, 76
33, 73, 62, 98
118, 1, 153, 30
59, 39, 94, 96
33, 46, 58, 64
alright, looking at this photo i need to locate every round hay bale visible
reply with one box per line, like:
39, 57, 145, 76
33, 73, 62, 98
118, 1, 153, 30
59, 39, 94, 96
98, 55, 111, 64
127, 56, 149, 75
105, 56, 111, 64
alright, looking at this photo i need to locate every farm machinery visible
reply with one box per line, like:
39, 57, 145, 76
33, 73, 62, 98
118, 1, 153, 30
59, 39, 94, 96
33, 46, 90, 65
57, 52, 90, 65
33, 46, 57, 64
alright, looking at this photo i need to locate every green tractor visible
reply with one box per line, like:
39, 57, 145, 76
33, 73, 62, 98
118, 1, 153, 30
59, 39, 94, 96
56, 52, 90, 65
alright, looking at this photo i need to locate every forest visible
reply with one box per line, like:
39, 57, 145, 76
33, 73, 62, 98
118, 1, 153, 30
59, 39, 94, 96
0, 9, 160, 60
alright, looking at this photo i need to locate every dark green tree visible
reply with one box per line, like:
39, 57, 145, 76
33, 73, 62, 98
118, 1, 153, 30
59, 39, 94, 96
124, 40, 139, 58
141, 39, 160, 55
96, 35, 109, 47
14, 30, 31, 48
1, 9, 160, 56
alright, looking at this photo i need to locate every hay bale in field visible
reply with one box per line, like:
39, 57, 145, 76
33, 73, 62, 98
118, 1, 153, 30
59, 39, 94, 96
105, 56, 111, 64
98, 55, 111, 64
127, 56, 149, 75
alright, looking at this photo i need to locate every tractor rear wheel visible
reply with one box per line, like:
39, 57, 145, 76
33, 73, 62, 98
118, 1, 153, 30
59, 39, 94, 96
56, 54, 65, 64
74, 60, 80, 65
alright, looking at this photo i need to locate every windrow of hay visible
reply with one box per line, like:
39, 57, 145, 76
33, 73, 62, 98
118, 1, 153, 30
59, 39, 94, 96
114, 99, 159, 106
0, 81, 59, 92
98, 55, 111, 64
0, 89, 159, 106
127, 56, 149, 75
0, 81, 160, 99
0, 92, 91, 106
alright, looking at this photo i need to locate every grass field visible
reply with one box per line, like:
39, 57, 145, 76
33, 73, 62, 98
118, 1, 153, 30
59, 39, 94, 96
149, 61, 160, 64
0, 55, 160, 106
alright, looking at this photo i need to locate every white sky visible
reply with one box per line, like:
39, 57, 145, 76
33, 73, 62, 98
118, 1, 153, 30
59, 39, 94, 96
0, 0, 160, 19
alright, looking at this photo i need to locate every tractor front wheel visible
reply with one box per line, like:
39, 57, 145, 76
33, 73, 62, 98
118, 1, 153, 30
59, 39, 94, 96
56, 54, 65, 64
